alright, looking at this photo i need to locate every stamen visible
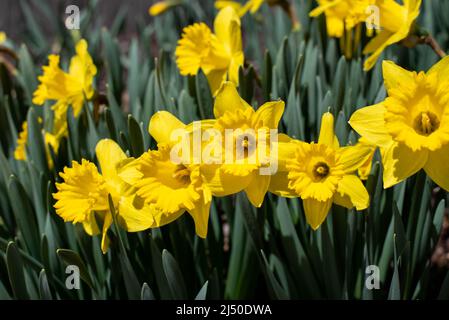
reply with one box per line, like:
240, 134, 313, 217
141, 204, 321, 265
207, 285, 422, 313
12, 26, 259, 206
173, 165, 191, 184
313, 162, 330, 179
414, 111, 440, 136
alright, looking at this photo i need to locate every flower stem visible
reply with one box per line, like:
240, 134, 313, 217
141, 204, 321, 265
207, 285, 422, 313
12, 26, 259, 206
420, 35, 447, 59
279, 0, 301, 30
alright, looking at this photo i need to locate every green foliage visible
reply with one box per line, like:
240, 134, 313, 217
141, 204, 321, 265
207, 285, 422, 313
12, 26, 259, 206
0, 0, 448, 300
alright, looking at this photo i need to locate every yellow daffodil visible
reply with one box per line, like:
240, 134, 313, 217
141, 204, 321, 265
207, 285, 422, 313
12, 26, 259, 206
349, 59, 449, 191
215, 0, 264, 17
53, 139, 155, 253
0, 32, 6, 44
175, 7, 244, 95
119, 112, 219, 238
270, 112, 372, 230
363, 0, 421, 71
310, 0, 375, 38
149, 0, 183, 16
33, 39, 97, 131
14, 120, 60, 168
203, 82, 285, 207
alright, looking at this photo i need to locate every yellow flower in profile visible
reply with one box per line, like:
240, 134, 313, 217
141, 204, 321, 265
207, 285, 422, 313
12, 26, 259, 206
309, 0, 375, 38
215, 0, 264, 16
175, 7, 244, 95
270, 112, 372, 230
149, 0, 183, 16
53, 139, 155, 253
0, 32, 6, 44
203, 82, 285, 207
349, 59, 449, 191
119, 111, 221, 238
363, 0, 421, 71
33, 39, 97, 124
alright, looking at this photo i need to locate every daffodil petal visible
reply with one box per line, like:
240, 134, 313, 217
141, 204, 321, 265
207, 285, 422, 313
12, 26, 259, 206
95, 139, 127, 183
253, 101, 285, 130
118, 195, 155, 232
382, 60, 415, 95
275, 140, 298, 172
206, 68, 228, 96
349, 103, 393, 147
424, 144, 449, 192
318, 112, 336, 147
333, 192, 353, 209
149, 111, 186, 144
382, 142, 428, 188
337, 143, 376, 174
101, 213, 112, 254
188, 199, 212, 238
335, 175, 369, 210
427, 55, 449, 81
245, 175, 270, 207
214, 81, 251, 118
302, 198, 332, 231
82, 212, 100, 236
214, 6, 242, 55
268, 171, 297, 198
201, 164, 251, 196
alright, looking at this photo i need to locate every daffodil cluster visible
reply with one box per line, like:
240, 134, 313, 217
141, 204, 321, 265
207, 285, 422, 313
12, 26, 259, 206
52, 79, 375, 250
45, 3, 448, 254
310, 0, 422, 70
14, 39, 97, 167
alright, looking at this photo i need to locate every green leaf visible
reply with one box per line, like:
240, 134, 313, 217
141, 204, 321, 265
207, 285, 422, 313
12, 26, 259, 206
141, 282, 156, 300
388, 237, 401, 300
162, 249, 188, 299
127, 115, 145, 157
260, 251, 289, 299
26, 108, 48, 173
195, 281, 208, 300
108, 195, 141, 300
276, 198, 319, 298
149, 236, 172, 299
38, 269, 52, 300
195, 70, 213, 119
6, 241, 30, 300
8, 175, 40, 256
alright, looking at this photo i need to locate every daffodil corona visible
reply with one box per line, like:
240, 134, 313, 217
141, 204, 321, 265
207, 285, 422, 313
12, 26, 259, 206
350, 59, 449, 191
270, 112, 372, 230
